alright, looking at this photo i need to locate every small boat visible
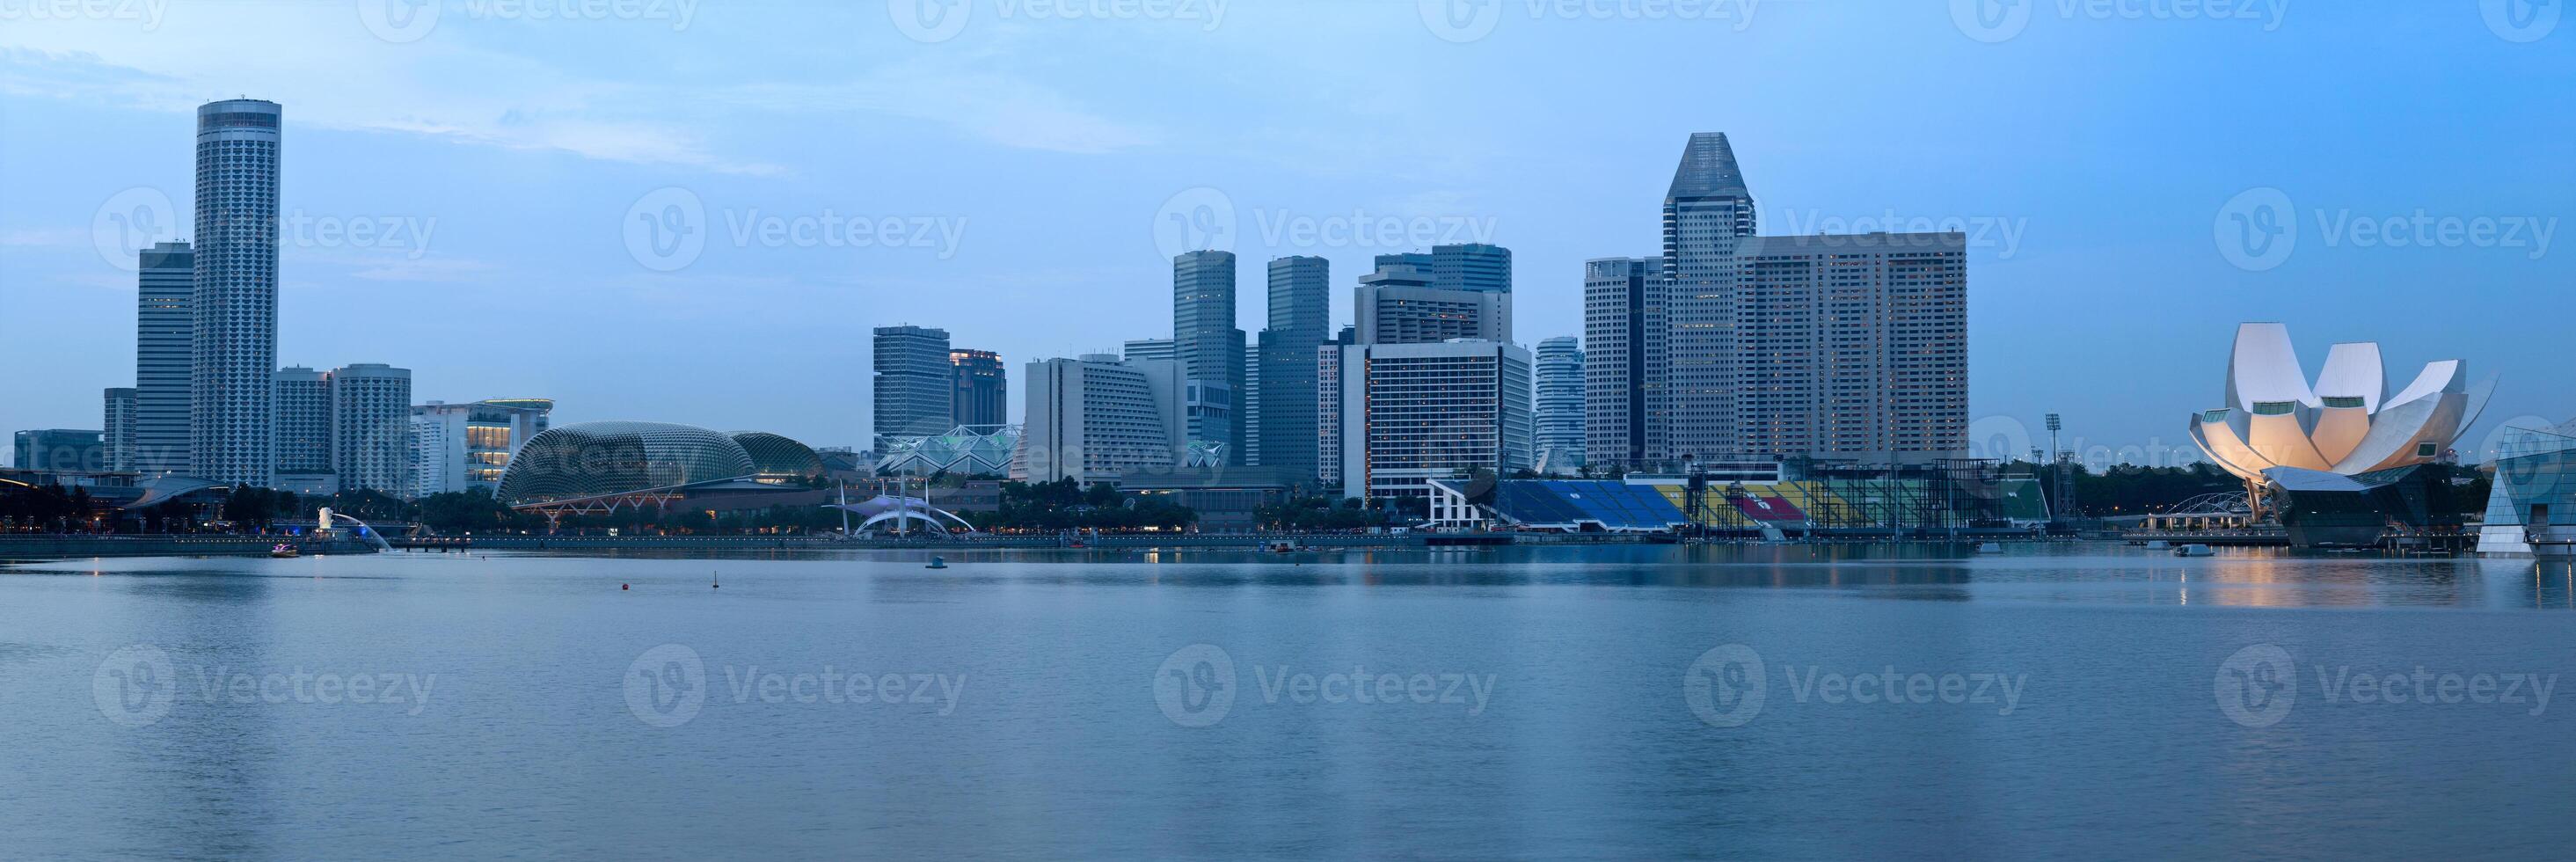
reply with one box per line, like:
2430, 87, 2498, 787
926, 556, 949, 569
2142, 539, 2171, 550
268, 544, 300, 559
1976, 542, 2003, 553
2172, 544, 2215, 558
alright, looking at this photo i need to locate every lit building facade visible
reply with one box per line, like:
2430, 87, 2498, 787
950, 348, 1007, 427
2189, 323, 2490, 515
192, 99, 282, 488
1321, 340, 1534, 499
1534, 336, 1584, 475
410, 398, 553, 498
135, 241, 192, 476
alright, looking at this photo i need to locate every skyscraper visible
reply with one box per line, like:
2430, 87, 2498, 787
193, 99, 282, 488
1258, 255, 1329, 479
1590, 133, 1968, 469
274, 366, 333, 483
406, 416, 448, 499
135, 241, 192, 476
103, 388, 136, 472
331, 363, 412, 493
1662, 132, 1756, 463
1730, 233, 1968, 458
1535, 337, 1585, 475
1172, 250, 1244, 464
1015, 354, 1188, 484
873, 325, 954, 447
1354, 259, 1511, 345
1320, 340, 1534, 499
951, 348, 1007, 427
1374, 244, 1512, 294
1121, 338, 1176, 364
1583, 257, 1662, 471
1242, 338, 1260, 466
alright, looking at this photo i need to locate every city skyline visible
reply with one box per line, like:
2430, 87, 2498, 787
3, 4, 2570, 460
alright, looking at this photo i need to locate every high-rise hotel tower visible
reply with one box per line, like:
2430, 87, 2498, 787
191, 99, 282, 487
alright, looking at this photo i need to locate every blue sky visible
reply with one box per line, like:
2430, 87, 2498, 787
2, 0, 2569, 465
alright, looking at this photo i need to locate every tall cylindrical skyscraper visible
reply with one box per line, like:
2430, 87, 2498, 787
192, 99, 281, 487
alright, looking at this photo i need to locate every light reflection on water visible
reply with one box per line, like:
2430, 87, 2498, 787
2, 544, 2572, 859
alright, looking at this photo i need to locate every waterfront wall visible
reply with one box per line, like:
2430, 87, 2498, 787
0, 535, 381, 560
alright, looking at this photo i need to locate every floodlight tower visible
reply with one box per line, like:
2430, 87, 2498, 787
2045, 413, 2077, 521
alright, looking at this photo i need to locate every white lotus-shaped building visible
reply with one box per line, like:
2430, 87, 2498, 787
2189, 323, 2492, 493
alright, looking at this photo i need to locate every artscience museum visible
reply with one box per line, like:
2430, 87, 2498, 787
2187, 323, 2493, 516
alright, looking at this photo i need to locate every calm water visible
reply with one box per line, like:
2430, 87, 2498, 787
5, 544, 2575, 859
